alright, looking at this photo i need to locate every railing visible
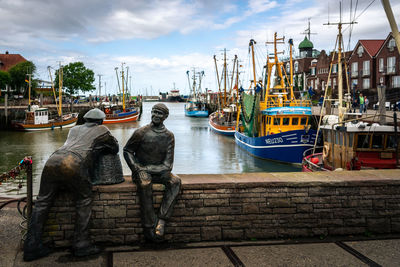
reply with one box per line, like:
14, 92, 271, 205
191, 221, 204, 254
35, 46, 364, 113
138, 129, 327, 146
264, 99, 312, 109
0, 156, 33, 241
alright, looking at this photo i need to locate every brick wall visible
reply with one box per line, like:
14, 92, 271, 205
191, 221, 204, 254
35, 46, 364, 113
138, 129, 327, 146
43, 170, 400, 247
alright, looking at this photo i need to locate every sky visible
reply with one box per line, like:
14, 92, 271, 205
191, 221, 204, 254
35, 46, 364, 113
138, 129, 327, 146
1, 0, 399, 96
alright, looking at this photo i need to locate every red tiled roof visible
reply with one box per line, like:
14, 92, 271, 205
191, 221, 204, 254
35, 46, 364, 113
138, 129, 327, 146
0, 53, 27, 71
359, 40, 385, 57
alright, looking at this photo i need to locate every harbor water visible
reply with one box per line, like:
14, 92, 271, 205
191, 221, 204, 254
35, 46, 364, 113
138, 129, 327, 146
0, 102, 300, 197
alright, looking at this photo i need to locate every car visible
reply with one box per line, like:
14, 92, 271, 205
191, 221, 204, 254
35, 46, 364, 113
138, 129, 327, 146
391, 101, 400, 111
373, 102, 391, 111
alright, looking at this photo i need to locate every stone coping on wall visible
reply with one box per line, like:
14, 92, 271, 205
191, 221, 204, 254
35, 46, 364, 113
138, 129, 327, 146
95, 169, 400, 192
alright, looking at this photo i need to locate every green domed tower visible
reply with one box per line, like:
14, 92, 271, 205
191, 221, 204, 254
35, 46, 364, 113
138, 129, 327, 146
299, 36, 313, 58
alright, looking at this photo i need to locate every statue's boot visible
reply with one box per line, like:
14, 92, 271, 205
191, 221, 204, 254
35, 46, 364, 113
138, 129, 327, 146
155, 219, 166, 239
143, 227, 156, 242
23, 208, 53, 261
72, 198, 101, 257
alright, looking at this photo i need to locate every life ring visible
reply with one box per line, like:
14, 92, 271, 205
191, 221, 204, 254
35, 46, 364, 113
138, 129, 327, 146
322, 144, 330, 161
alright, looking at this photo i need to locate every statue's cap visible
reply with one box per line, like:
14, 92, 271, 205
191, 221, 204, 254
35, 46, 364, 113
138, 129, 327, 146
83, 108, 106, 120
152, 103, 169, 115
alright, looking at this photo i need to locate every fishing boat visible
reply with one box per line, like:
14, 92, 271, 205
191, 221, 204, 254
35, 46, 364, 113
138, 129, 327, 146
12, 65, 78, 131
208, 51, 239, 136
235, 35, 317, 164
12, 106, 78, 131
102, 63, 140, 124
185, 69, 209, 117
166, 83, 183, 102
302, 2, 400, 171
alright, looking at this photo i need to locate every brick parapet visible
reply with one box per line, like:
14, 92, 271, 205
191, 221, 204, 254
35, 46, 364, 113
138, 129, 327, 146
43, 170, 400, 246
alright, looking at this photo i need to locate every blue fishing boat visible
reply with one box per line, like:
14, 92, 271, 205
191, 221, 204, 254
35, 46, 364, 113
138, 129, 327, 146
185, 101, 209, 117
185, 69, 209, 117
235, 34, 316, 164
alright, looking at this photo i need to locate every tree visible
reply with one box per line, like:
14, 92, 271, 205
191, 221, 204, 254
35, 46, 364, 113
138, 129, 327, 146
8, 61, 36, 93
54, 62, 95, 95
0, 70, 11, 91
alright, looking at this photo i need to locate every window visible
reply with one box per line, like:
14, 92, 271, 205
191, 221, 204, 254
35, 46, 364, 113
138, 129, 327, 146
349, 133, 354, 147
332, 64, 338, 73
300, 117, 307, 125
333, 78, 336, 87
352, 79, 358, 89
322, 81, 325, 90
294, 61, 299, 72
286, 63, 290, 73
267, 116, 271, 125
357, 134, 370, 149
388, 38, 396, 50
339, 132, 343, 146
292, 118, 299, 125
357, 46, 364, 57
363, 78, 370, 89
387, 56, 396, 73
273, 118, 281, 125
311, 67, 316, 75
282, 118, 290, 125
351, 62, 358, 77
387, 135, 398, 149
379, 58, 384, 72
372, 135, 384, 149
392, 76, 400, 88
363, 60, 370, 76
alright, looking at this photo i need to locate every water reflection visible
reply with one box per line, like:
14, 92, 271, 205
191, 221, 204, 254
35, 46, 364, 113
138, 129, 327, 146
0, 102, 299, 197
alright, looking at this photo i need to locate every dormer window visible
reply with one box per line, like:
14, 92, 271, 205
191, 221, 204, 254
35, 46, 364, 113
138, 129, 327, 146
357, 46, 364, 57
388, 38, 396, 51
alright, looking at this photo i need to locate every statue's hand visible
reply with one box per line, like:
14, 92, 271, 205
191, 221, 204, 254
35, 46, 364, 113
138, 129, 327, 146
138, 170, 150, 181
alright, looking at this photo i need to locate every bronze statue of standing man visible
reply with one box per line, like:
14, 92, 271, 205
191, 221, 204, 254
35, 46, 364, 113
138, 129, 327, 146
24, 108, 119, 261
124, 103, 181, 242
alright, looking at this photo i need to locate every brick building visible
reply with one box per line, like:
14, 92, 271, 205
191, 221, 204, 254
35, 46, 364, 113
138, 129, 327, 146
283, 36, 320, 94
348, 39, 385, 100
0, 51, 27, 71
375, 32, 400, 103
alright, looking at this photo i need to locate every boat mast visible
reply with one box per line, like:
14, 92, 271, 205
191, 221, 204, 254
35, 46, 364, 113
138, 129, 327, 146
48, 67, 61, 116
213, 55, 222, 110
249, 39, 257, 90
58, 62, 63, 118
229, 55, 238, 105
289, 38, 294, 100
192, 68, 196, 99
381, 0, 400, 166
324, 5, 356, 123
223, 49, 227, 107
382, 0, 400, 54
27, 73, 32, 110
121, 63, 125, 111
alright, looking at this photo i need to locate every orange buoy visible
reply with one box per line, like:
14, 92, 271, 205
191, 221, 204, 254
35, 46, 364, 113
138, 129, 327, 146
311, 157, 319, 164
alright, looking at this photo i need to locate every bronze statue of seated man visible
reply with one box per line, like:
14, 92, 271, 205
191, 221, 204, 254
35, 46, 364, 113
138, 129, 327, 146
24, 108, 119, 261
124, 103, 181, 242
